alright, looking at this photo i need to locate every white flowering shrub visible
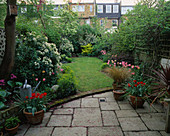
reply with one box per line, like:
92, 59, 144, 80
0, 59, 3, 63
13, 32, 61, 89
59, 38, 74, 57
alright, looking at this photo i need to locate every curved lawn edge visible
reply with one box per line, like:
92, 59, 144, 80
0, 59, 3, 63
47, 87, 113, 110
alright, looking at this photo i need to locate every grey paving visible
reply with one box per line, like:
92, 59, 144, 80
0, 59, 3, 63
8, 91, 169, 136
63, 99, 81, 107
81, 98, 99, 107
72, 108, 102, 126
47, 115, 72, 126
124, 131, 162, 136
115, 110, 138, 118
119, 117, 148, 131
24, 127, 53, 136
52, 127, 87, 136
88, 127, 123, 136
100, 101, 120, 110
119, 103, 134, 110
140, 113, 166, 130
53, 108, 73, 114
102, 111, 119, 126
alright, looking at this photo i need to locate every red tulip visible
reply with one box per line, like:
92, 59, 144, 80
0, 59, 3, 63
25, 96, 29, 99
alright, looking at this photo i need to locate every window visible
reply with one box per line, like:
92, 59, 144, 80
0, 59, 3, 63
113, 5, 119, 13
97, 5, 103, 13
106, 5, 111, 13
90, 5, 93, 12
100, 19, 104, 26
53, 6, 58, 10
21, 7, 27, 13
86, 19, 90, 25
112, 19, 118, 26
72, 5, 78, 12
78, 5, 85, 12
121, 7, 133, 15
72, 5, 85, 12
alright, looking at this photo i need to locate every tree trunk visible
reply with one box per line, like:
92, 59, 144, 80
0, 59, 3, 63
0, 0, 17, 79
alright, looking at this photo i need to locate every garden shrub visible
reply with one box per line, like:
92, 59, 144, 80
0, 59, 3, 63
13, 32, 61, 90
57, 66, 77, 98
59, 38, 74, 57
101, 63, 109, 71
81, 43, 93, 56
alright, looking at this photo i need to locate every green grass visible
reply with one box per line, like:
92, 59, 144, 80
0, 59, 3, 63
64, 57, 113, 92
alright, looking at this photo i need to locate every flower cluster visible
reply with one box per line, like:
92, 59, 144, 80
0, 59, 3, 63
101, 50, 106, 55
126, 80, 148, 97
22, 92, 47, 115
128, 80, 146, 87
25, 92, 47, 100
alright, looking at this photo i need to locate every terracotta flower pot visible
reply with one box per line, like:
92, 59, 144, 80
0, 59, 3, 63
113, 90, 126, 101
5, 123, 19, 135
130, 95, 145, 108
1, 132, 3, 136
23, 109, 44, 125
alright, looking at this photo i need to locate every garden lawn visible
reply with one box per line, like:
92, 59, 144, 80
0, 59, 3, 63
64, 57, 113, 92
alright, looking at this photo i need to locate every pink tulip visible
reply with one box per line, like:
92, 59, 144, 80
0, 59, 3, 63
60, 69, 63, 72
131, 72, 135, 75
43, 78, 46, 81
35, 78, 38, 81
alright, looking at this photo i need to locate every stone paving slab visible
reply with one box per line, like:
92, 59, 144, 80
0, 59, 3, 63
117, 99, 129, 104
124, 131, 162, 136
53, 108, 73, 114
72, 108, 102, 126
47, 115, 72, 126
52, 127, 87, 136
102, 111, 119, 126
135, 103, 157, 113
106, 97, 116, 102
119, 117, 148, 131
119, 103, 134, 110
160, 131, 170, 136
115, 110, 138, 118
140, 113, 166, 130
24, 127, 53, 136
100, 101, 120, 110
15, 123, 30, 136
93, 92, 114, 98
81, 98, 99, 107
88, 127, 123, 136
63, 99, 81, 108
152, 103, 165, 113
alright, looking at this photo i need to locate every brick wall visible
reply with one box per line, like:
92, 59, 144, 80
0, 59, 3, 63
70, 3, 95, 18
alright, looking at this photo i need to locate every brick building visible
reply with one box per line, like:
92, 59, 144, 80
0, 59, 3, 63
17, 0, 139, 28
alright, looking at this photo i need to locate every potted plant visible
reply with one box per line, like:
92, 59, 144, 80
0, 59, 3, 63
125, 80, 149, 108
5, 117, 20, 135
103, 66, 131, 100
149, 64, 170, 105
17, 92, 47, 125
23, 92, 47, 125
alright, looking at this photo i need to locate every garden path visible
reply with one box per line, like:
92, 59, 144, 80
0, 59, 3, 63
11, 91, 168, 136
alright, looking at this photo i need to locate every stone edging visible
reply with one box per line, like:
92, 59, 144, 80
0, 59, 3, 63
47, 87, 113, 110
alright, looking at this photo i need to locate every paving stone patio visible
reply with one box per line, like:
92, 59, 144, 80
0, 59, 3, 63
12, 91, 169, 136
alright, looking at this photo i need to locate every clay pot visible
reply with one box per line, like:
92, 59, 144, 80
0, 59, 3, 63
1, 132, 3, 136
23, 109, 44, 125
130, 95, 145, 108
113, 90, 126, 101
5, 123, 19, 135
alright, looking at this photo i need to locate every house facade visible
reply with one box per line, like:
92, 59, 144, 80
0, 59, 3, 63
17, 0, 139, 28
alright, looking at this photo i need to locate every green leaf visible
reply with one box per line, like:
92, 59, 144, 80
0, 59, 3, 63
0, 90, 6, 97
0, 101, 5, 109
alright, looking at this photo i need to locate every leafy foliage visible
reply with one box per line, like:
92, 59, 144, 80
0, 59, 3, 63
57, 66, 77, 98
13, 32, 61, 89
5, 117, 20, 129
